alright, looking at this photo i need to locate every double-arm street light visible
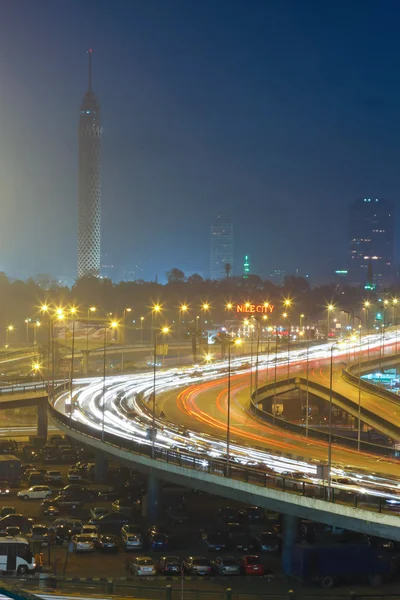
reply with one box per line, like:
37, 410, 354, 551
226, 337, 242, 473
102, 320, 118, 442
86, 307, 97, 354
326, 304, 335, 339
178, 304, 188, 365
5, 325, 14, 349
328, 341, 342, 496
121, 307, 132, 372
151, 326, 170, 457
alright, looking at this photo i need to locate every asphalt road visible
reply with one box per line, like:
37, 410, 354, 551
157, 352, 400, 479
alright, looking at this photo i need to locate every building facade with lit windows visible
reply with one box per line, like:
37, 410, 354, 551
210, 213, 233, 280
77, 50, 103, 279
347, 198, 394, 288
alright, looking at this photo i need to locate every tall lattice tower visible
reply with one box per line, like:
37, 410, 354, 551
77, 49, 102, 279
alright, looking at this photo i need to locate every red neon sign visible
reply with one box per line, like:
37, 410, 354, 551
236, 304, 274, 314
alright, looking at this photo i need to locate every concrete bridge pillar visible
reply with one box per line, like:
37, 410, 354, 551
95, 454, 108, 483
37, 403, 48, 439
142, 470, 160, 521
282, 513, 300, 576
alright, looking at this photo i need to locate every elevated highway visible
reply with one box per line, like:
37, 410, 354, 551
47, 330, 400, 544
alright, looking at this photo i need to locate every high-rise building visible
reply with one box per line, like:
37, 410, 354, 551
243, 254, 250, 278
77, 50, 103, 279
210, 213, 233, 280
347, 198, 394, 287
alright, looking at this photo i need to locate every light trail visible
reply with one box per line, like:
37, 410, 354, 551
52, 330, 400, 505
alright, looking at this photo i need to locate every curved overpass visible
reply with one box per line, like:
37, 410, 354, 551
48, 330, 400, 540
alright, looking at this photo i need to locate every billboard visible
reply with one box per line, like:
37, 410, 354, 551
53, 320, 118, 342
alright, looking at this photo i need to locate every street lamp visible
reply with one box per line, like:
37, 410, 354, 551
121, 308, 132, 372
5, 325, 14, 349
328, 341, 342, 496
299, 313, 305, 330
24, 319, 31, 344
363, 301, 371, 358
393, 298, 399, 353
226, 338, 242, 473
31, 362, 43, 384
200, 303, 210, 340
326, 304, 335, 339
178, 304, 189, 365
87, 306, 97, 354
102, 320, 118, 442
140, 317, 145, 344
151, 304, 162, 342
283, 312, 291, 379
151, 326, 170, 456
34, 321, 41, 346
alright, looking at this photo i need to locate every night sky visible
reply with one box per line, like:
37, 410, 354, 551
1, 0, 399, 284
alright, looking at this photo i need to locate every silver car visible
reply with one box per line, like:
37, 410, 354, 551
130, 556, 156, 576
211, 556, 240, 575
71, 534, 95, 552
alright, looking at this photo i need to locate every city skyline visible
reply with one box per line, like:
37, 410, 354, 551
0, 2, 399, 284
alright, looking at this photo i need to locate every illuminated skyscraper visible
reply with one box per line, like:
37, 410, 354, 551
243, 254, 250, 278
210, 213, 233, 280
347, 198, 394, 288
77, 50, 102, 279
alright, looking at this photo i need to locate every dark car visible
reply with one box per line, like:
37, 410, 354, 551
217, 507, 245, 524
201, 531, 228, 552
42, 447, 59, 462
0, 481, 11, 496
226, 524, 255, 552
158, 555, 181, 575
98, 534, 118, 552
182, 556, 212, 575
43, 495, 84, 510
255, 531, 280, 552
88, 513, 130, 533
23, 445, 39, 461
0, 507, 15, 518
0, 514, 33, 533
60, 485, 98, 500
51, 521, 83, 545
244, 506, 266, 523
148, 532, 170, 551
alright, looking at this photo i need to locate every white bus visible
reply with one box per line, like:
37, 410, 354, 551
0, 536, 36, 575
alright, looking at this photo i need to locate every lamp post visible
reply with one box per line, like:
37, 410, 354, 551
33, 321, 41, 346
140, 317, 145, 344
226, 338, 242, 474
102, 320, 118, 442
273, 326, 279, 423
254, 320, 261, 393
151, 304, 162, 343
178, 304, 188, 365
299, 313, 304, 330
121, 308, 132, 373
283, 313, 291, 380
328, 342, 341, 497
356, 322, 362, 451
25, 319, 31, 344
305, 332, 310, 437
326, 304, 335, 339
86, 307, 97, 354
69, 318, 78, 425
363, 301, 370, 358
200, 303, 210, 346
394, 298, 399, 354
5, 325, 14, 349
152, 326, 170, 457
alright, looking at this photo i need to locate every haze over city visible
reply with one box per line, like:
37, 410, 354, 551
1, 0, 399, 284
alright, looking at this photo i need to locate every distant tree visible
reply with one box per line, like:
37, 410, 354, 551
34, 273, 58, 290
225, 263, 232, 278
187, 273, 204, 284
166, 268, 186, 283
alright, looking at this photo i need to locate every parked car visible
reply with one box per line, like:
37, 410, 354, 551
111, 497, 140, 516
68, 468, 83, 482
240, 555, 265, 576
211, 556, 240, 576
44, 470, 62, 483
89, 512, 130, 533
28, 471, 45, 485
60, 485, 97, 500
255, 531, 280, 552
201, 531, 228, 552
121, 524, 144, 551
42, 447, 59, 462
166, 504, 189, 523
158, 555, 181, 575
182, 556, 212, 575
217, 507, 245, 524
5, 526, 21, 537
148, 530, 170, 551
98, 534, 118, 552
27, 525, 49, 544
22, 446, 39, 461
42, 504, 59, 516
244, 506, 266, 523
81, 525, 99, 544
90, 507, 109, 520
130, 556, 156, 576
0, 481, 11, 496
0, 514, 32, 532
226, 524, 255, 552
71, 534, 95, 552
42, 495, 84, 510
49, 519, 83, 536
18, 485, 52, 501
0, 507, 15, 519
